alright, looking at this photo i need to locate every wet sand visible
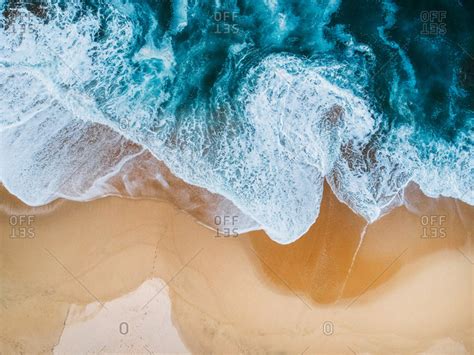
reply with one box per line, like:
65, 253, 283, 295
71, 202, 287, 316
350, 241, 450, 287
0, 185, 472, 354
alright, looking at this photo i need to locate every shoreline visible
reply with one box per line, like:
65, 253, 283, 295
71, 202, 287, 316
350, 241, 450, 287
1, 185, 473, 353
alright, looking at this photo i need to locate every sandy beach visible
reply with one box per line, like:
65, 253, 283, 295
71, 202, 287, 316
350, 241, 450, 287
1, 1, 473, 353
1, 184, 472, 354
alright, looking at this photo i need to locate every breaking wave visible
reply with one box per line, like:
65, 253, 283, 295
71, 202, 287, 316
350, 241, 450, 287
0, 0, 472, 243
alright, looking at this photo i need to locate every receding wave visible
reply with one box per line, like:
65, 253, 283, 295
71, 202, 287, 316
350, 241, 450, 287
0, 0, 472, 243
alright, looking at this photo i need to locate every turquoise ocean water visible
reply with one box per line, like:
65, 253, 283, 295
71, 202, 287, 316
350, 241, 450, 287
0, 0, 472, 242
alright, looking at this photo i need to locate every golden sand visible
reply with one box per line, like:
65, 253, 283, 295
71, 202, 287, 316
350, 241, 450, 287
0, 185, 472, 354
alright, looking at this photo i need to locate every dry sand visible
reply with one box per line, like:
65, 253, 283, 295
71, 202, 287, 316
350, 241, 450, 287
0, 184, 472, 354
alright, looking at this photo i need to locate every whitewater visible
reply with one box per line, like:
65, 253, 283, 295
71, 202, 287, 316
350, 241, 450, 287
0, 0, 472, 243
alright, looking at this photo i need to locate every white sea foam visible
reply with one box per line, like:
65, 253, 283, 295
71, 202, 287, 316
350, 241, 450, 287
222, 54, 377, 242
0, 2, 472, 244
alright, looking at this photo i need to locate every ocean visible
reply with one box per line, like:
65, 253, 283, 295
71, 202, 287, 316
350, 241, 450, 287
0, 0, 472, 243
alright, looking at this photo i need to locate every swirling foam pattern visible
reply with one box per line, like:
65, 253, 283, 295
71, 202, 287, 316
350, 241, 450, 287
1, 0, 473, 243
